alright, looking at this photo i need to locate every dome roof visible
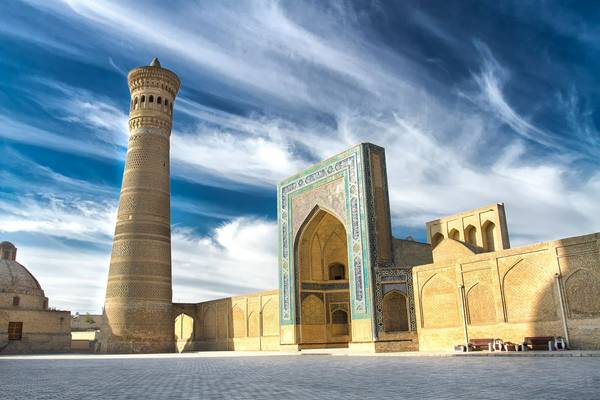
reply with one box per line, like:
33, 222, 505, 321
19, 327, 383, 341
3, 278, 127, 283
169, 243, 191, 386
0, 259, 44, 296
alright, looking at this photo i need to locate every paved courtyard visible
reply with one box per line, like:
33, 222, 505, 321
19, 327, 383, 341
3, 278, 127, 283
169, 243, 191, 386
1, 354, 599, 399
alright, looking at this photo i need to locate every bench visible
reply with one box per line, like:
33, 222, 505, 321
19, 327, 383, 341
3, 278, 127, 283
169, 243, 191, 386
524, 336, 554, 351
468, 338, 495, 351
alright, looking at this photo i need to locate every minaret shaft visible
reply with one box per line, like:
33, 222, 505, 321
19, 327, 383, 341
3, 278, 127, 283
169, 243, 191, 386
102, 59, 180, 353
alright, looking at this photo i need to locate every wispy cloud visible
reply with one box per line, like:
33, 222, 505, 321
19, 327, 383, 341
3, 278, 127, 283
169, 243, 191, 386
0, 114, 121, 160
470, 40, 557, 149
2, 0, 599, 313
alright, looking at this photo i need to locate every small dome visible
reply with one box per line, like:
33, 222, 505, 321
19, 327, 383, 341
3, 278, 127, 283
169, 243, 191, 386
0, 259, 44, 295
1, 241, 17, 261
149, 57, 161, 67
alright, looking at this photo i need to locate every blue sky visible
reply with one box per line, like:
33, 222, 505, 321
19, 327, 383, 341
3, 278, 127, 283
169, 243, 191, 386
1, 1, 599, 313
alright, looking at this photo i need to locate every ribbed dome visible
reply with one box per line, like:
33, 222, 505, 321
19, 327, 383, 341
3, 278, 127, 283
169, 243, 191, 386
0, 259, 44, 294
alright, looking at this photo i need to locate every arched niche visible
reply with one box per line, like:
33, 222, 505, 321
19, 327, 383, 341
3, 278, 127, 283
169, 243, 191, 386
482, 221, 496, 252
420, 273, 460, 328
431, 232, 444, 248
464, 225, 477, 246
448, 229, 460, 241
328, 262, 346, 280
295, 207, 351, 347
383, 290, 409, 332
232, 306, 246, 338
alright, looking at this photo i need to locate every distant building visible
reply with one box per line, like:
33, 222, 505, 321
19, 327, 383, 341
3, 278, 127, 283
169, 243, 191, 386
0, 241, 71, 354
71, 313, 101, 352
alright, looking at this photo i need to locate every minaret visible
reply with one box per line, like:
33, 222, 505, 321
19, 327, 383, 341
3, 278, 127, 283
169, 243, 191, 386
102, 58, 180, 353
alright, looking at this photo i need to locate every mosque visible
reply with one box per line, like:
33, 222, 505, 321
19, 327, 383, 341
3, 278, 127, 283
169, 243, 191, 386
0, 241, 71, 353
2, 59, 598, 354
97, 59, 600, 354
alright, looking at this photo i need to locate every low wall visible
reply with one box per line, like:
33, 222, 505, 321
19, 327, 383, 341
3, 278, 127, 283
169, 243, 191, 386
173, 289, 280, 352
413, 233, 600, 351
0, 309, 71, 354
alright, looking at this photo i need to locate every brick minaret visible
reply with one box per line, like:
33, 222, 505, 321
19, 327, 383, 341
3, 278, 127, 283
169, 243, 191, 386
102, 58, 180, 353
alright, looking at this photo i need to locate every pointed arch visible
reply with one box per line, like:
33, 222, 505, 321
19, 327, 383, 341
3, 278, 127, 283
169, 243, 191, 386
464, 225, 477, 246
331, 308, 348, 324
301, 294, 324, 325
465, 282, 496, 325
174, 313, 194, 352
328, 262, 346, 280
420, 273, 460, 328
294, 204, 347, 244
247, 311, 259, 337
448, 228, 460, 241
295, 205, 351, 346
431, 232, 444, 248
295, 206, 348, 284
383, 290, 409, 332
564, 268, 600, 317
502, 259, 556, 322
261, 299, 279, 336
232, 305, 246, 338
482, 221, 496, 252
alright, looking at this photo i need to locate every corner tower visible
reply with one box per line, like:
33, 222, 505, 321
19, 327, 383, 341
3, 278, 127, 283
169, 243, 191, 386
102, 58, 180, 353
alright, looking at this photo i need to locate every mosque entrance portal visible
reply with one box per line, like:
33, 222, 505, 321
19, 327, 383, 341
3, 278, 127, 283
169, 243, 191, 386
295, 208, 351, 348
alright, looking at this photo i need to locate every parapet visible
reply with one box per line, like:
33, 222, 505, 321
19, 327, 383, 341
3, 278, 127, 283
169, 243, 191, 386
426, 203, 510, 252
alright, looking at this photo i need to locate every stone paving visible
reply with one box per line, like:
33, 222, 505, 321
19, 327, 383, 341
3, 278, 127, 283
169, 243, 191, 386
1, 354, 599, 399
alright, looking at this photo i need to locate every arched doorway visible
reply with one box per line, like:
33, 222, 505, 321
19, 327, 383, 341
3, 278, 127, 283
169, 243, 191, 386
296, 208, 351, 348
174, 313, 194, 353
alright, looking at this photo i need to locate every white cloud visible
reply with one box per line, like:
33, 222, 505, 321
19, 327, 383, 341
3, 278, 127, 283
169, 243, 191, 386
0, 195, 116, 243
172, 218, 278, 303
171, 123, 307, 188
16, 244, 110, 313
